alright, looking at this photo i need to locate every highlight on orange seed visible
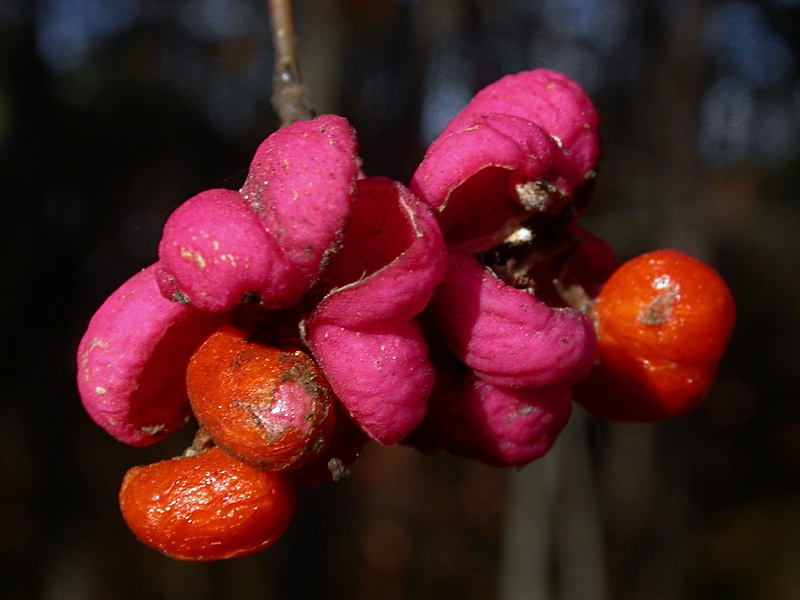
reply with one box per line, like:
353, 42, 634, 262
118, 447, 296, 561
575, 249, 736, 422
187, 325, 336, 471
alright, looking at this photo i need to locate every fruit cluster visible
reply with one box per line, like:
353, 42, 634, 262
77, 69, 735, 561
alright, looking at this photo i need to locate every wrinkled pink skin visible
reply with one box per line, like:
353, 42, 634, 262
431, 251, 596, 390
157, 189, 306, 311
305, 178, 447, 445
411, 69, 601, 252
412, 114, 566, 251
157, 115, 359, 312
442, 69, 601, 185
310, 178, 447, 328
80, 171, 444, 449
415, 113, 562, 211
412, 365, 572, 468
304, 320, 433, 446
240, 114, 360, 282
77, 265, 222, 446
79, 71, 602, 470
401, 70, 603, 466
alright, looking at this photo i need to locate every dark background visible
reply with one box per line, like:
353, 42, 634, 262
1, 0, 799, 598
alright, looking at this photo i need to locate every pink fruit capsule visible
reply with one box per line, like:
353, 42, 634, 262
77, 264, 222, 446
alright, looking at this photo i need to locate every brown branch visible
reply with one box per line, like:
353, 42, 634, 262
267, 0, 314, 126
183, 428, 214, 457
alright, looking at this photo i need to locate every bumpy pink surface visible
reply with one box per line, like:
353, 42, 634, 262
305, 320, 433, 446
77, 265, 221, 446
431, 251, 596, 389
413, 113, 559, 210
157, 189, 306, 311
442, 69, 601, 184
414, 366, 572, 467
411, 69, 601, 252
412, 114, 567, 251
305, 178, 447, 445
240, 115, 360, 284
310, 178, 447, 328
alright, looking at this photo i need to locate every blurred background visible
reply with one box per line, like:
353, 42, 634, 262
1, 0, 799, 598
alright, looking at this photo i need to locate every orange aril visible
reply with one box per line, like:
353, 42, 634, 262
119, 447, 296, 561
575, 249, 736, 421
187, 325, 336, 471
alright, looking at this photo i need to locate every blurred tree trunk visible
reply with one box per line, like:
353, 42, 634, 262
598, 1, 708, 599
500, 411, 607, 600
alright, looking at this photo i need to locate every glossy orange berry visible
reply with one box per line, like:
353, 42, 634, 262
186, 325, 336, 471
119, 447, 296, 561
574, 249, 736, 422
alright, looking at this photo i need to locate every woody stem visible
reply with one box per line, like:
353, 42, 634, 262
183, 428, 215, 457
267, 0, 314, 126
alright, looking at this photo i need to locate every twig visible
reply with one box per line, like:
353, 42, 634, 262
499, 411, 608, 600
267, 0, 314, 126
182, 428, 214, 457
